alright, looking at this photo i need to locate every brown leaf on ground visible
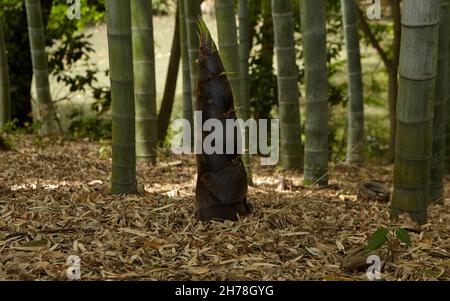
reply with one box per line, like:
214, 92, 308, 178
0, 135, 449, 280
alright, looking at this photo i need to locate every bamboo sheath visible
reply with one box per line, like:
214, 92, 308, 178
195, 20, 250, 221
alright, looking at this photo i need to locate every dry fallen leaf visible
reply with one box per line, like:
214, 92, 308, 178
0, 135, 448, 281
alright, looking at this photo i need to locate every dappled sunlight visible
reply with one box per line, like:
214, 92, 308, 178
9, 180, 104, 192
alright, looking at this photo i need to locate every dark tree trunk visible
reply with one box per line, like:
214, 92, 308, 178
258, 0, 274, 119
157, 7, 181, 143
388, 0, 401, 163
356, 1, 401, 163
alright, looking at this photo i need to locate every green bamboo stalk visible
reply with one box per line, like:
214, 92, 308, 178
131, 0, 157, 163
302, 0, 329, 185
392, 0, 440, 224
25, 0, 59, 135
183, 0, 202, 110
179, 0, 193, 129
239, 0, 250, 120
106, 0, 137, 195
429, 0, 450, 202
215, 0, 252, 183
238, 0, 253, 184
341, 0, 364, 164
271, 0, 302, 170
0, 22, 11, 128
215, 0, 244, 121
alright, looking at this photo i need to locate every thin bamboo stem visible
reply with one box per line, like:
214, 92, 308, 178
179, 0, 193, 129
25, 0, 59, 135
131, 0, 158, 163
341, 0, 364, 164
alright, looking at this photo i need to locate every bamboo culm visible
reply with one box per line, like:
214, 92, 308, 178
341, 0, 364, 164
215, 0, 252, 183
179, 0, 193, 129
429, 0, 450, 202
392, 0, 440, 224
25, 0, 59, 135
302, 0, 329, 185
183, 0, 202, 111
131, 0, 158, 163
239, 0, 250, 120
446, 2, 450, 174
272, 0, 303, 170
106, 0, 137, 195
238, 0, 253, 184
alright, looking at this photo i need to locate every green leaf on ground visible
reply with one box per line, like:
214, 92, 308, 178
365, 228, 389, 251
395, 228, 412, 247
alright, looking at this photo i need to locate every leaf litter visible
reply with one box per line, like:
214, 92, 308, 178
0, 135, 449, 280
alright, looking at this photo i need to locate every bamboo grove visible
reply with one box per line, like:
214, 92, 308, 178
0, 0, 449, 224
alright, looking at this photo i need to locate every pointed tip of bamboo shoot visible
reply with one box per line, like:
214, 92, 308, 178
196, 17, 217, 56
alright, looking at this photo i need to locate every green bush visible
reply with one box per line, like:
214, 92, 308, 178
68, 116, 111, 141
152, 0, 174, 15
0, 134, 13, 151
1, 0, 109, 126
365, 116, 389, 159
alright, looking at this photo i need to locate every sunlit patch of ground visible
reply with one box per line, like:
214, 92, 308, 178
0, 135, 449, 280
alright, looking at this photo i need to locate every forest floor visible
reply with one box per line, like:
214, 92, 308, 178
0, 135, 449, 280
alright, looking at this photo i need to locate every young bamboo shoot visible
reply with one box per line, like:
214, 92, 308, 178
195, 20, 251, 221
